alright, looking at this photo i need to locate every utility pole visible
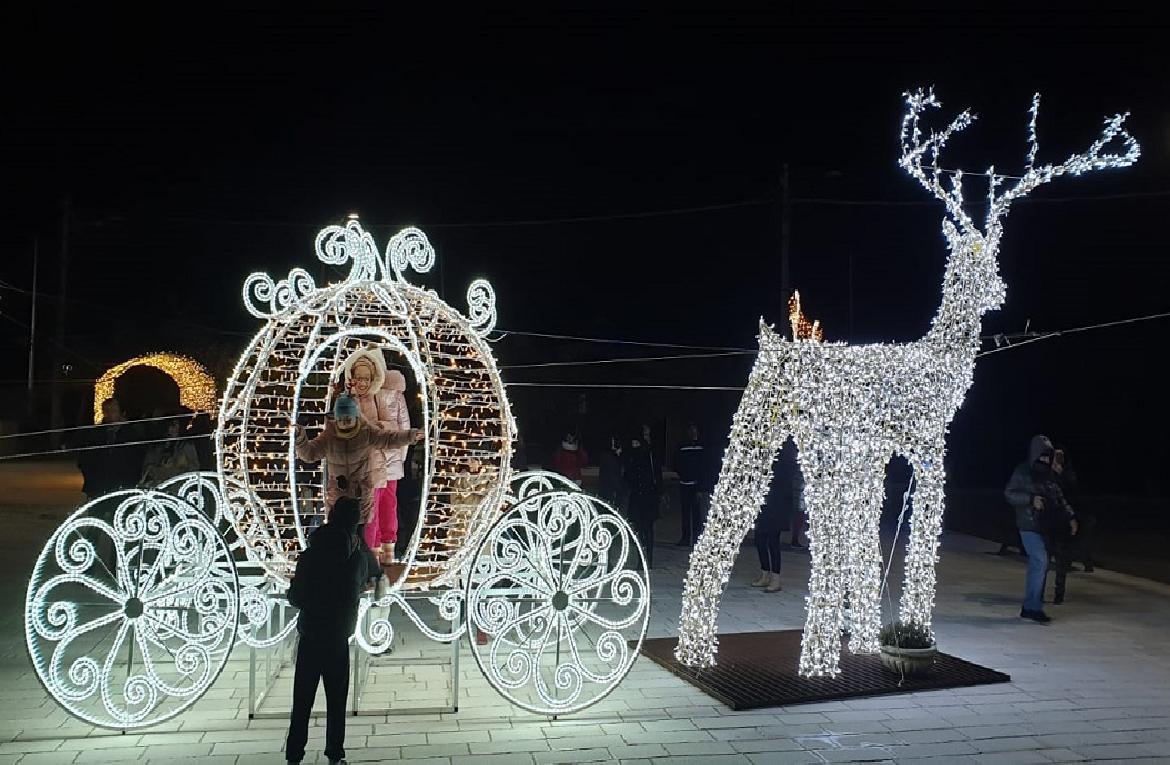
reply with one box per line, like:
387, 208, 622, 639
780, 163, 791, 314
27, 238, 39, 415
49, 197, 70, 443
848, 251, 854, 342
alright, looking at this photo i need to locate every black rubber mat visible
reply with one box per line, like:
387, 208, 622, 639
639, 630, 1010, 711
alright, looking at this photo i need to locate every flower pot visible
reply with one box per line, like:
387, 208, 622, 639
879, 644, 937, 676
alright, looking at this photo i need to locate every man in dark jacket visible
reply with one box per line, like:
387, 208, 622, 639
674, 423, 709, 547
284, 497, 366, 765
1005, 435, 1078, 622
624, 429, 660, 567
597, 434, 626, 514
77, 398, 145, 499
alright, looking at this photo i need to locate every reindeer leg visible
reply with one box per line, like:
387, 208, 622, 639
674, 353, 789, 668
845, 456, 886, 655
798, 454, 848, 676
899, 451, 947, 634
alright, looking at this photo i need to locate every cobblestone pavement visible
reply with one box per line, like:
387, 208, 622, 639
2, 462, 1168, 763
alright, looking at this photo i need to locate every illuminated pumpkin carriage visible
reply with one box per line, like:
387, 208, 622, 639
25, 221, 650, 728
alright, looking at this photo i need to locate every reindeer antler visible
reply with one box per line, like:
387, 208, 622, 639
900, 87, 1142, 238
899, 88, 980, 236
987, 97, 1140, 230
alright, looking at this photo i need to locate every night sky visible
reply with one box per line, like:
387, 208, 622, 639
1, 8, 1167, 494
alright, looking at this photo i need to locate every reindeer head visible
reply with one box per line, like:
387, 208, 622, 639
900, 88, 1140, 316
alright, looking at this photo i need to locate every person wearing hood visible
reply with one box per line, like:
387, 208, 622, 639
295, 394, 423, 589
1052, 442, 1093, 573
1005, 434, 1079, 622
551, 430, 588, 487
343, 349, 412, 565
284, 497, 364, 765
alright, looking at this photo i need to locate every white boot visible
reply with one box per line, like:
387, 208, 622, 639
764, 572, 783, 592
750, 570, 769, 587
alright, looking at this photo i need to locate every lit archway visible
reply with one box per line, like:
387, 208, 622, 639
94, 353, 218, 423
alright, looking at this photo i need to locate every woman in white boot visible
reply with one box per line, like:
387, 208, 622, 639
750, 477, 785, 593
342, 348, 412, 567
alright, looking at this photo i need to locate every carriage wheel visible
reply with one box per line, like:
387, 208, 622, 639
466, 489, 650, 715
154, 472, 296, 648
25, 480, 239, 729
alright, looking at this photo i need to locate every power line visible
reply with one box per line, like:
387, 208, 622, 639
405, 198, 779, 228
3, 309, 1163, 459
793, 190, 1170, 207
0, 412, 211, 442
499, 350, 752, 371
0, 311, 98, 367
0, 433, 208, 463
0, 282, 251, 339
978, 310, 1170, 357
506, 382, 746, 391
148, 199, 773, 230
503, 309, 1170, 376
61, 187, 1170, 233
495, 329, 751, 352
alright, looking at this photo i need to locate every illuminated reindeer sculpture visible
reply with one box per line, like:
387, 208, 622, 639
675, 88, 1139, 676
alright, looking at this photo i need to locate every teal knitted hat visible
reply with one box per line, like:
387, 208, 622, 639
333, 394, 359, 419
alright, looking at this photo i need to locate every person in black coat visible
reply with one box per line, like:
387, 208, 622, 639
624, 429, 660, 567
1052, 443, 1094, 572
284, 497, 366, 765
1005, 436, 1079, 619
674, 423, 709, 547
597, 434, 627, 514
76, 398, 145, 499
751, 447, 793, 592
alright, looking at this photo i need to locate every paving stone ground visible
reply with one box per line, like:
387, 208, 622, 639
2, 461, 1168, 763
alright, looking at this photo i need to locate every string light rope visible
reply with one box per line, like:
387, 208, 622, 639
0, 306, 1162, 463
218, 221, 513, 587
0, 306, 1163, 463
93, 353, 218, 424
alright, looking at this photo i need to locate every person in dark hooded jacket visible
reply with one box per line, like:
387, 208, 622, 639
1005, 435, 1078, 622
284, 497, 365, 765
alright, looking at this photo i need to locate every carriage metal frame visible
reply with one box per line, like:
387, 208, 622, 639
25, 222, 650, 730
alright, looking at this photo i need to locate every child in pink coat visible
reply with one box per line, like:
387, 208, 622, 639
294, 394, 422, 592
343, 348, 412, 564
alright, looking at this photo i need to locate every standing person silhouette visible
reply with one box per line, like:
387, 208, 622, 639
284, 497, 364, 765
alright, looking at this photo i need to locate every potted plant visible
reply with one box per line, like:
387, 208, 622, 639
879, 621, 936, 676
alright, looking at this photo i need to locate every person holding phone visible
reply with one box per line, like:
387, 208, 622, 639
1005, 435, 1078, 622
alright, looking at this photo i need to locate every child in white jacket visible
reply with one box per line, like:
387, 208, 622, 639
343, 348, 412, 564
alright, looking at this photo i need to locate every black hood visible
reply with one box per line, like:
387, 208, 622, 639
308, 522, 358, 560
1028, 435, 1054, 464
